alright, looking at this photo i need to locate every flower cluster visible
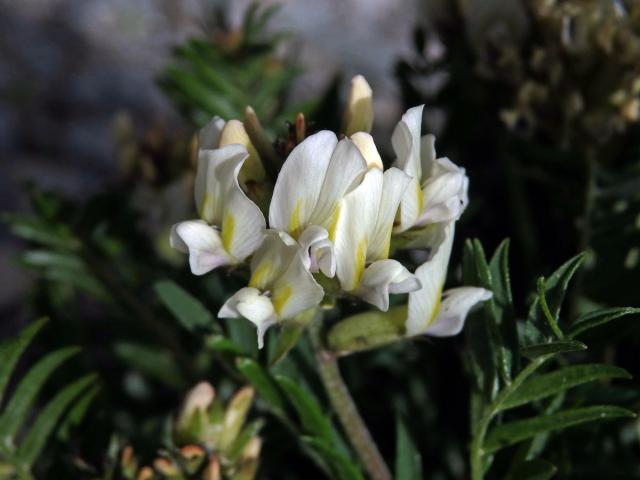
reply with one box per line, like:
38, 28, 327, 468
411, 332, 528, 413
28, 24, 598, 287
118, 382, 260, 480
171, 76, 491, 349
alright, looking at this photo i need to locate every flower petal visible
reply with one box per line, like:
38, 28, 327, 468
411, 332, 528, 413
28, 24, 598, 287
423, 287, 492, 337
368, 167, 412, 261
392, 105, 425, 232
350, 132, 383, 169
269, 131, 338, 237
416, 157, 469, 225
309, 138, 368, 229
419, 133, 436, 179
334, 169, 383, 291
170, 220, 234, 275
218, 287, 276, 349
249, 231, 298, 290
358, 259, 421, 311
198, 116, 226, 149
298, 226, 336, 277
405, 222, 455, 336
218, 119, 266, 185
272, 252, 324, 320
210, 145, 266, 260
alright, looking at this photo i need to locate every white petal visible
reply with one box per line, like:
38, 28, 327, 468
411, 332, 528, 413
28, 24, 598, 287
309, 138, 368, 229
357, 259, 421, 311
350, 132, 383, 169
268, 131, 338, 236
271, 252, 324, 320
249, 231, 298, 290
405, 222, 455, 336
334, 169, 383, 291
218, 287, 276, 349
423, 287, 492, 337
211, 149, 266, 260
298, 226, 336, 277
195, 145, 246, 224
416, 157, 468, 225
392, 105, 425, 232
420, 134, 436, 178
170, 220, 233, 275
368, 167, 412, 261
198, 116, 226, 149
195, 117, 225, 213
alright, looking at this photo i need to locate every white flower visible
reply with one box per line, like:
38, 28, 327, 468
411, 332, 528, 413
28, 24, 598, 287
392, 105, 469, 232
344, 75, 374, 136
218, 231, 324, 348
405, 222, 492, 337
170, 118, 265, 275
268, 131, 369, 277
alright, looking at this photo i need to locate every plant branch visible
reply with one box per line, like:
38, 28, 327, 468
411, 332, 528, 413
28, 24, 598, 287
310, 322, 392, 480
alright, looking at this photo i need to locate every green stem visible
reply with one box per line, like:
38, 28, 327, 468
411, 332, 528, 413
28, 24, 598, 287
470, 354, 553, 480
310, 323, 392, 480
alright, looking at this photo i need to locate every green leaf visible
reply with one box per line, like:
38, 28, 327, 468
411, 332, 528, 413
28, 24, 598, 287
206, 335, 246, 356
236, 358, 285, 415
275, 375, 333, 443
395, 417, 422, 480
0, 346, 81, 439
568, 307, 640, 338
521, 341, 587, 359
304, 437, 364, 480
488, 239, 519, 375
17, 373, 97, 466
501, 364, 631, 410
0, 318, 48, 403
154, 280, 214, 332
57, 384, 100, 441
506, 459, 557, 480
484, 406, 635, 453
526, 253, 586, 338
270, 322, 307, 366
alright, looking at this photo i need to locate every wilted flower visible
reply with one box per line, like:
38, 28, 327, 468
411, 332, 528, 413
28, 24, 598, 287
171, 75, 491, 350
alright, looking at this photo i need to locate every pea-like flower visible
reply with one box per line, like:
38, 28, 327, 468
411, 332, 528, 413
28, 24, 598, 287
170, 118, 266, 275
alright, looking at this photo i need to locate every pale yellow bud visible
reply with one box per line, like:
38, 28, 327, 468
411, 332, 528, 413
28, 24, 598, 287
136, 466, 154, 480
219, 120, 266, 184
344, 75, 374, 136
177, 382, 215, 432
203, 456, 221, 480
350, 132, 383, 169
218, 386, 255, 451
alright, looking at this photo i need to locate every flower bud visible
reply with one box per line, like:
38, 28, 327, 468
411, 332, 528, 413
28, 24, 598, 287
218, 386, 255, 451
219, 120, 266, 185
136, 466, 154, 480
176, 382, 215, 440
344, 75, 373, 136
203, 456, 221, 480
180, 444, 207, 474
153, 457, 180, 477
120, 446, 138, 479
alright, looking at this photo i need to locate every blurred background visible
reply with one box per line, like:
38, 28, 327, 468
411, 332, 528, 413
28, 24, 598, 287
2, 0, 640, 478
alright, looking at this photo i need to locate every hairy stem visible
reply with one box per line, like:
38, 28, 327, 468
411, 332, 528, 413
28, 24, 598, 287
310, 323, 392, 480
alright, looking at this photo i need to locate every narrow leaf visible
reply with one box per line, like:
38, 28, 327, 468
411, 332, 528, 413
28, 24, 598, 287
57, 384, 100, 441
0, 346, 81, 439
501, 364, 631, 410
154, 280, 214, 332
270, 323, 306, 366
206, 335, 245, 356
236, 358, 285, 415
521, 341, 587, 359
17, 374, 97, 466
0, 318, 48, 403
485, 406, 635, 453
568, 307, 640, 338
395, 417, 422, 480
275, 375, 333, 443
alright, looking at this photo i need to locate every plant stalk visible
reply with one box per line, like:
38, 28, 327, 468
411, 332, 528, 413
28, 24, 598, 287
310, 323, 392, 480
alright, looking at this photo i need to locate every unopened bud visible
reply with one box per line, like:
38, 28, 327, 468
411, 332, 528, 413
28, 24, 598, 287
219, 120, 266, 184
218, 386, 255, 451
203, 456, 221, 480
180, 444, 207, 474
177, 382, 215, 439
153, 457, 180, 477
344, 75, 374, 136
136, 466, 154, 480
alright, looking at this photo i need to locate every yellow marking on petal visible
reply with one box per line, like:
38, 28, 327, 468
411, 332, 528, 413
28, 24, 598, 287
249, 262, 273, 290
327, 204, 341, 241
426, 286, 443, 327
200, 193, 215, 222
289, 200, 302, 239
272, 285, 293, 315
351, 238, 368, 290
416, 181, 424, 218
221, 213, 235, 253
